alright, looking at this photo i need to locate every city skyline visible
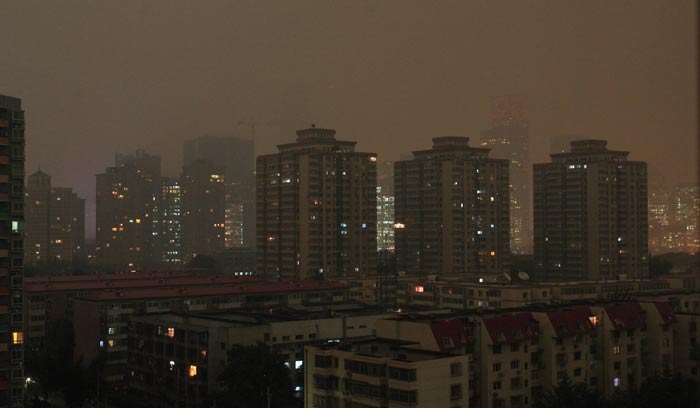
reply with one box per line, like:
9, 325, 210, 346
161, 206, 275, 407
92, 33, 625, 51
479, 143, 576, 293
0, 1, 696, 239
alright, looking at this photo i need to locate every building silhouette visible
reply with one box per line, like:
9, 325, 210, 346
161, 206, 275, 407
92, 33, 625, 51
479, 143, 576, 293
183, 136, 255, 248
394, 137, 510, 278
0, 93, 25, 406
25, 170, 85, 265
180, 160, 226, 263
256, 126, 377, 280
534, 140, 649, 281
95, 150, 161, 272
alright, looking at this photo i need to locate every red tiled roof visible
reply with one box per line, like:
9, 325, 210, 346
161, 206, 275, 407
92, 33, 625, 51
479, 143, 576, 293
25, 274, 260, 293
74, 280, 348, 302
482, 312, 538, 345
654, 302, 675, 325
429, 319, 468, 352
546, 307, 595, 339
25, 270, 188, 284
605, 303, 646, 330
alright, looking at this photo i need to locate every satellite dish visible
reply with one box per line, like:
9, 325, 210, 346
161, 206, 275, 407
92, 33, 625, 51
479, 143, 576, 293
518, 271, 530, 281
503, 272, 512, 281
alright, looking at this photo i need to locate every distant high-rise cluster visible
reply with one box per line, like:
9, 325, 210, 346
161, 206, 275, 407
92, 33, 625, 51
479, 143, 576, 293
0, 94, 24, 407
534, 140, 649, 281
481, 96, 531, 254
395, 137, 510, 278
256, 127, 377, 280
649, 184, 700, 254
95, 135, 255, 272
25, 170, 85, 265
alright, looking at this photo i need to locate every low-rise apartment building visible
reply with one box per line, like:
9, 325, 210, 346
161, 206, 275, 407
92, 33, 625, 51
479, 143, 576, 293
305, 338, 469, 408
128, 306, 393, 408
72, 280, 349, 386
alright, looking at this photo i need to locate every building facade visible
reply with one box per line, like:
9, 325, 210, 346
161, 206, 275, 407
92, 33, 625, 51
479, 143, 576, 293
534, 140, 649, 282
25, 170, 85, 265
305, 339, 469, 408
256, 127, 377, 280
0, 94, 25, 407
480, 96, 531, 254
96, 150, 161, 272
394, 136, 510, 278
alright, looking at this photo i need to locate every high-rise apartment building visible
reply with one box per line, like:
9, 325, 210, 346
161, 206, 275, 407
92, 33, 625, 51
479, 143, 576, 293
155, 177, 182, 266
256, 126, 377, 280
0, 94, 25, 406
224, 183, 253, 248
394, 137, 510, 278
480, 96, 531, 254
95, 150, 161, 272
181, 160, 225, 263
377, 160, 395, 252
25, 170, 85, 265
183, 136, 255, 248
534, 140, 649, 282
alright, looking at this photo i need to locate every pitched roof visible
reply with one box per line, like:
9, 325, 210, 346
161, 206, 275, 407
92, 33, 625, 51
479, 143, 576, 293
605, 303, 646, 330
654, 302, 675, 325
546, 307, 595, 338
482, 312, 538, 345
429, 319, 468, 352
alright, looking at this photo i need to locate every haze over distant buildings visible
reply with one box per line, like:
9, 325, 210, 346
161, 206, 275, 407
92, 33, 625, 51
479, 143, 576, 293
0, 1, 695, 239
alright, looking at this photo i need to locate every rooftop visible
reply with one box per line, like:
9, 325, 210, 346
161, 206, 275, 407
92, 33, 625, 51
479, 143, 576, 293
317, 338, 458, 362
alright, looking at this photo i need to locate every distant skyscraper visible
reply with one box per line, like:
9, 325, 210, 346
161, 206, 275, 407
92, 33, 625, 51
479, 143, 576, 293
155, 177, 182, 266
376, 161, 395, 252
648, 189, 671, 254
181, 160, 226, 262
95, 150, 161, 272
394, 137, 510, 278
671, 184, 699, 253
183, 136, 255, 247
256, 126, 377, 280
480, 96, 531, 254
534, 140, 649, 281
25, 170, 85, 265
0, 93, 25, 406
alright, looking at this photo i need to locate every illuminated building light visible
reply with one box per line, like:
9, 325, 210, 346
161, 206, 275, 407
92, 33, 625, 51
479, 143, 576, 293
12, 332, 22, 345
167, 327, 175, 338
369, 156, 377, 162
394, 223, 405, 229
189, 365, 197, 377
414, 285, 424, 293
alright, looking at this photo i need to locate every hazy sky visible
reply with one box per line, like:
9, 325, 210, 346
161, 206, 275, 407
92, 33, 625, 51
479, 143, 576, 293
0, 0, 697, 239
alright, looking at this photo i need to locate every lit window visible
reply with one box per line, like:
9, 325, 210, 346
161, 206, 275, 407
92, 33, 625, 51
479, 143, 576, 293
414, 285, 424, 293
189, 365, 197, 377
613, 377, 620, 387
612, 345, 621, 355
588, 316, 598, 326
167, 327, 175, 338
12, 332, 22, 345
107, 340, 115, 347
